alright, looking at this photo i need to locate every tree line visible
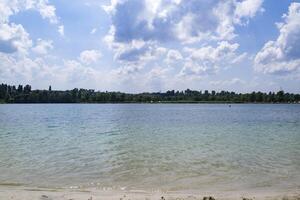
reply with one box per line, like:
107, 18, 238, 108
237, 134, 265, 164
0, 83, 299, 103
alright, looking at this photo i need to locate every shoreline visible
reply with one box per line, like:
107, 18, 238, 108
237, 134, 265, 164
1, 102, 300, 104
0, 185, 299, 200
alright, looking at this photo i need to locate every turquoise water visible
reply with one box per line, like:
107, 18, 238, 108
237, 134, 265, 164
0, 104, 299, 192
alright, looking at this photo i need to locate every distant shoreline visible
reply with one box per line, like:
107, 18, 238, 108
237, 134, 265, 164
1, 101, 300, 104
1, 83, 300, 104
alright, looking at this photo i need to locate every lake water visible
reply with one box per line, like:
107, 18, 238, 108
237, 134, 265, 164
0, 104, 299, 193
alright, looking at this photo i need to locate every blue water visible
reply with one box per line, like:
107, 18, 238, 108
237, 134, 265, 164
0, 104, 299, 192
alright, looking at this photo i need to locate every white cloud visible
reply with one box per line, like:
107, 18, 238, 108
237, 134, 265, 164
115, 65, 142, 76
165, 49, 183, 64
144, 66, 171, 91
0, 52, 108, 90
179, 59, 218, 78
61, 60, 101, 84
35, 0, 59, 24
106, 37, 166, 66
0, 0, 59, 24
0, 23, 32, 54
188, 41, 239, 61
234, 0, 264, 24
0, 53, 52, 83
231, 52, 248, 64
104, 0, 264, 44
255, 2, 300, 74
0, 0, 61, 54
32, 38, 53, 55
179, 41, 243, 77
103, 0, 262, 69
90, 28, 97, 34
79, 50, 102, 65
58, 25, 64, 36
213, 1, 236, 41
210, 78, 246, 86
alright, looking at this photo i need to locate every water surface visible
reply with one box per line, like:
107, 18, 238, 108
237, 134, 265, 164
0, 104, 299, 192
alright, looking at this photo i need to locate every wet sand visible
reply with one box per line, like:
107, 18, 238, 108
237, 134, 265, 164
0, 186, 299, 200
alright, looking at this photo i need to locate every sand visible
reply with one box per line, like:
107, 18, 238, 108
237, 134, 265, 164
0, 186, 299, 200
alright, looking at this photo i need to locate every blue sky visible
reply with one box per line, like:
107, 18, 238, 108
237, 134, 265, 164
0, 0, 300, 93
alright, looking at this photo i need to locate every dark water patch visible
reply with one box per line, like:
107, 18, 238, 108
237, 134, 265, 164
96, 130, 120, 136
0, 182, 23, 187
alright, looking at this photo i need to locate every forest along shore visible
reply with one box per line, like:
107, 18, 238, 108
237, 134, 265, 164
1, 83, 300, 103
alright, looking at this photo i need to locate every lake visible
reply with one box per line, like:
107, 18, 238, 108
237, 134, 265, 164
0, 104, 299, 193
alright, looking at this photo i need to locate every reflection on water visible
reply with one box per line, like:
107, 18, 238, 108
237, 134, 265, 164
0, 104, 299, 192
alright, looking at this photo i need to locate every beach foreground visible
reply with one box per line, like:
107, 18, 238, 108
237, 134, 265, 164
0, 186, 299, 200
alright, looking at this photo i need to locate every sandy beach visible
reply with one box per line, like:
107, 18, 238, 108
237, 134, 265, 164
0, 185, 299, 200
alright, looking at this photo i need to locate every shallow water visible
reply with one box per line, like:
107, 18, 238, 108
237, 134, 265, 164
0, 104, 299, 192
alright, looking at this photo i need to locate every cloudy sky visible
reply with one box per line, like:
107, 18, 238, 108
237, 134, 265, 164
0, 0, 300, 93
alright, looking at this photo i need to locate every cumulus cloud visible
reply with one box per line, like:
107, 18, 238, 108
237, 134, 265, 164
234, 0, 264, 24
61, 60, 101, 84
58, 25, 64, 36
114, 40, 150, 62
35, 0, 59, 24
79, 50, 102, 65
104, 0, 264, 44
104, 22, 170, 75
32, 38, 53, 55
0, 53, 52, 83
144, 66, 171, 91
0, 1, 108, 89
254, 2, 300, 74
179, 41, 244, 77
103, 0, 261, 72
0, 0, 61, 54
4, 0, 286, 92
0, 52, 107, 89
231, 52, 248, 64
115, 65, 142, 76
0, 23, 32, 54
115, 41, 162, 64
105, 35, 167, 66
0, 0, 59, 24
165, 49, 183, 64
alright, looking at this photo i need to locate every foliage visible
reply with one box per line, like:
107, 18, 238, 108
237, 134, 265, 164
0, 83, 299, 103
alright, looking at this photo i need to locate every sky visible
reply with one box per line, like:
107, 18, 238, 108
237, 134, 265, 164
0, 0, 300, 93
